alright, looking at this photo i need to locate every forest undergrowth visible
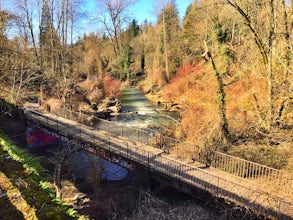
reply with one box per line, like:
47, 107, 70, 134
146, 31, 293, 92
142, 62, 293, 172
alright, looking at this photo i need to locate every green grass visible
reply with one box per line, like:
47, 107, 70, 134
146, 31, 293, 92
0, 132, 44, 176
0, 130, 85, 220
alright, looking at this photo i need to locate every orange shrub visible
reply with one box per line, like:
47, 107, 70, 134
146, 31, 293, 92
165, 60, 272, 144
164, 63, 220, 146
101, 73, 121, 98
225, 74, 268, 134
78, 73, 121, 104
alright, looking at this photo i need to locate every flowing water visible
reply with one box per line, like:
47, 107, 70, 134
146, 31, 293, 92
27, 88, 178, 185
23, 88, 216, 218
110, 87, 177, 130
63, 88, 165, 183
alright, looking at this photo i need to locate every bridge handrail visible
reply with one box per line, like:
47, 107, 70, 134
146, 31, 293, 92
37, 105, 292, 187
92, 137, 293, 219
25, 110, 293, 219
47, 105, 180, 146
193, 149, 293, 185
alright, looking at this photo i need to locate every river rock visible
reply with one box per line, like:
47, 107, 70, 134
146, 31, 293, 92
102, 98, 121, 113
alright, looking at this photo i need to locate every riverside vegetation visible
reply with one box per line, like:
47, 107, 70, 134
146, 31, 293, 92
0, 107, 218, 219
0, 0, 292, 218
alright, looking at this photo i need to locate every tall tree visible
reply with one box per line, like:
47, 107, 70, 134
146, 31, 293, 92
15, 0, 42, 70
117, 43, 132, 80
201, 0, 233, 141
39, 0, 60, 76
157, 0, 181, 81
275, 0, 292, 125
97, 0, 135, 56
182, 3, 206, 63
226, 0, 292, 128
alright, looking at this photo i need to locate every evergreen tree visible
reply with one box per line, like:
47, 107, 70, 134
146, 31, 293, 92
157, 1, 182, 81
39, 0, 61, 77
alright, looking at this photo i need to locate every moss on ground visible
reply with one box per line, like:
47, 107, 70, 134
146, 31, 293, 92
0, 131, 80, 220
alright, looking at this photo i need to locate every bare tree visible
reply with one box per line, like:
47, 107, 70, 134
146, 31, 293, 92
97, 0, 135, 56
275, 0, 292, 125
225, 0, 292, 128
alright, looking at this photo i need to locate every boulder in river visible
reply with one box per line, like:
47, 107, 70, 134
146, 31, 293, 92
98, 98, 121, 114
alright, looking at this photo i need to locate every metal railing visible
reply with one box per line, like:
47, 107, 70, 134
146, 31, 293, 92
193, 150, 292, 188
25, 109, 293, 219
41, 105, 292, 190
47, 105, 180, 151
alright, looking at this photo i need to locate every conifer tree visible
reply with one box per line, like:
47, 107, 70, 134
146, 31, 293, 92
157, 1, 182, 81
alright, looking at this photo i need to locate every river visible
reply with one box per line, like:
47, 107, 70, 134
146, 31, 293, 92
65, 87, 178, 183
22, 88, 217, 219
110, 87, 178, 130
27, 87, 179, 184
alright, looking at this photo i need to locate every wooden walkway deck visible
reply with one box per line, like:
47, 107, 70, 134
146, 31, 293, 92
24, 109, 293, 219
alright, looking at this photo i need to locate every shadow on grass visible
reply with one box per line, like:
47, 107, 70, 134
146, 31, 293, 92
0, 194, 24, 220
0, 133, 77, 220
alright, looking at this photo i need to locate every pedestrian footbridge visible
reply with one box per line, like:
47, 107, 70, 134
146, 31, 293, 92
24, 107, 293, 220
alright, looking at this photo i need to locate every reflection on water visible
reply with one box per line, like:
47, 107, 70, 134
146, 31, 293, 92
48, 88, 179, 186
110, 87, 178, 129
67, 151, 128, 182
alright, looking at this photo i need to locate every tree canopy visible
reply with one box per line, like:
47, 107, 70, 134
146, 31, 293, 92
0, 0, 292, 155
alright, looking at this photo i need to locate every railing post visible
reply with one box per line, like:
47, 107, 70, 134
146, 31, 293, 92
108, 137, 111, 152
217, 177, 219, 196
127, 144, 129, 158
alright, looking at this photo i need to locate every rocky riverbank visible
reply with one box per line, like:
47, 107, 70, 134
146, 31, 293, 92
142, 87, 182, 113
41, 96, 122, 119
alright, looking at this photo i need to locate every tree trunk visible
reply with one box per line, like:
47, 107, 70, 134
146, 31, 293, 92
276, 0, 292, 125
203, 40, 229, 140
207, 51, 229, 139
23, 0, 41, 69
162, 4, 170, 81
54, 163, 62, 199
226, 0, 276, 128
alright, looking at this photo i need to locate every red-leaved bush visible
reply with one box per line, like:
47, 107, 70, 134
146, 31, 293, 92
164, 63, 220, 146
101, 73, 121, 98
79, 73, 121, 104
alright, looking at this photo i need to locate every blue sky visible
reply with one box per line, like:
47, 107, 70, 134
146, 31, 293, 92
1, 0, 193, 40
131, 0, 193, 24
80, 0, 193, 35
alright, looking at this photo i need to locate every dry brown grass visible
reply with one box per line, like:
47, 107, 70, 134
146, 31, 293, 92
229, 143, 292, 168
